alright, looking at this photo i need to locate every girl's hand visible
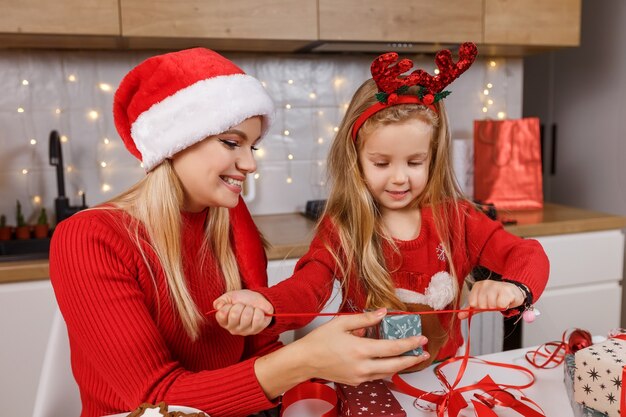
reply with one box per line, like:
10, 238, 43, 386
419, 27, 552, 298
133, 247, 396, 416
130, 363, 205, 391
213, 290, 273, 336
292, 309, 429, 386
458, 280, 525, 320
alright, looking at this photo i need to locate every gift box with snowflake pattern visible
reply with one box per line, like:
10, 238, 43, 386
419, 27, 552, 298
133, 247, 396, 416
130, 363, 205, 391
377, 312, 423, 356
336, 379, 406, 417
574, 337, 626, 417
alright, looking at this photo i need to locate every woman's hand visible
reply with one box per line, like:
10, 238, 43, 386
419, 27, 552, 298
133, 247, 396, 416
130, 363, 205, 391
255, 309, 430, 398
213, 290, 273, 335
458, 280, 525, 320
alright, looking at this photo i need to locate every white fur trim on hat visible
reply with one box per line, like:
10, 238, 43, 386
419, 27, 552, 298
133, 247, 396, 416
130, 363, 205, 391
131, 74, 274, 171
395, 271, 455, 310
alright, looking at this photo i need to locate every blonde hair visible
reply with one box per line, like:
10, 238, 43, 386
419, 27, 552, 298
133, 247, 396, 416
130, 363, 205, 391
324, 79, 468, 310
97, 160, 241, 340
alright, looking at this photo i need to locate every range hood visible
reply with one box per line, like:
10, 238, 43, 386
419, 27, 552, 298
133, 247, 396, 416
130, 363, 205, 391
301, 41, 460, 54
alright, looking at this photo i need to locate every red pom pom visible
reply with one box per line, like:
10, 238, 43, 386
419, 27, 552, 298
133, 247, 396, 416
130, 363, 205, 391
387, 93, 399, 105
422, 94, 435, 105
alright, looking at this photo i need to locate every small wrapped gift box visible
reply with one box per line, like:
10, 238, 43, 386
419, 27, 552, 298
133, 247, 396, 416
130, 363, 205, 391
574, 337, 626, 417
565, 354, 609, 417
336, 379, 406, 417
374, 313, 422, 356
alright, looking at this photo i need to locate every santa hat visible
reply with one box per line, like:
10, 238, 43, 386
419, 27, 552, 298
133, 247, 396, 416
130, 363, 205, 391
114, 48, 274, 171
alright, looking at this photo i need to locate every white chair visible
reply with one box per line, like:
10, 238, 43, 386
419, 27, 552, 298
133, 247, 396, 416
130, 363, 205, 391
32, 308, 82, 417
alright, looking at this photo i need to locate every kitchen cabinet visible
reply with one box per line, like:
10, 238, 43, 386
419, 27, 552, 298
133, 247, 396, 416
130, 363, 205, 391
0, 0, 119, 35
0, 280, 56, 417
484, 0, 581, 46
119, 0, 317, 51
318, 0, 483, 44
0, 0, 120, 48
522, 230, 625, 347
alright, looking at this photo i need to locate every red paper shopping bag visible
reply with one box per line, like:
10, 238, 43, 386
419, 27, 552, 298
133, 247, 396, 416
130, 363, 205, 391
473, 117, 543, 209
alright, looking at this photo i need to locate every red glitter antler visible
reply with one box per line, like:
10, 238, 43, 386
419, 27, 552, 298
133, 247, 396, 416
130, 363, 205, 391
370, 42, 478, 96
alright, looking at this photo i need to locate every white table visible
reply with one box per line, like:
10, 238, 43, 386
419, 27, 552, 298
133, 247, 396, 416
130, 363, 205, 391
283, 346, 574, 417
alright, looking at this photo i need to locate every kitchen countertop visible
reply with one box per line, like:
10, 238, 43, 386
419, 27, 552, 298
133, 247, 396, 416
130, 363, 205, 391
2, 203, 625, 284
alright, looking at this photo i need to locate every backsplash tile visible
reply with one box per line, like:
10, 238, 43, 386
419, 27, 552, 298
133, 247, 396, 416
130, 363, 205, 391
0, 50, 522, 222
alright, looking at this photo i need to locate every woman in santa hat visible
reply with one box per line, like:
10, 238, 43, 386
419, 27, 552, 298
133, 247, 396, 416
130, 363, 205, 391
49, 48, 428, 417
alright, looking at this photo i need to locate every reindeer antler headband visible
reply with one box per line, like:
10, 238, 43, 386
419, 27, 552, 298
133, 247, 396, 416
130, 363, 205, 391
351, 42, 478, 141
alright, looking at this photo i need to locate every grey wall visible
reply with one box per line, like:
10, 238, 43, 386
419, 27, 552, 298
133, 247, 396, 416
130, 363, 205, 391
523, 0, 626, 326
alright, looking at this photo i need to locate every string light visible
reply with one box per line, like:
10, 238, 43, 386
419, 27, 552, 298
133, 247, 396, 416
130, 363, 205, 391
287, 79, 294, 85
255, 148, 266, 158
100, 161, 107, 168
287, 154, 294, 160
32, 195, 41, 205
333, 126, 339, 132
487, 83, 493, 88
17, 107, 24, 113
283, 130, 290, 136
55, 108, 62, 115
67, 74, 77, 82
88, 110, 99, 120
482, 107, 488, 113
334, 77, 345, 88
309, 92, 317, 99
483, 89, 490, 96
60, 135, 68, 143
286, 177, 293, 184
317, 137, 324, 144
140, 162, 144, 168
22, 79, 29, 86
318, 110, 324, 116
285, 104, 291, 109
488, 99, 494, 105
497, 111, 506, 119
66, 165, 73, 173
434, 69, 440, 75
101, 183, 111, 192
254, 173, 260, 179
30, 139, 37, 145
103, 137, 110, 145
489, 61, 497, 68
98, 83, 112, 92
261, 81, 267, 88
21, 169, 28, 175
77, 190, 84, 197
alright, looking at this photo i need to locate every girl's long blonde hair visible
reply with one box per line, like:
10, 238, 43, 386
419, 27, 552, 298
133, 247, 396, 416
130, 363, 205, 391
324, 79, 468, 310
99, 159, 241, 340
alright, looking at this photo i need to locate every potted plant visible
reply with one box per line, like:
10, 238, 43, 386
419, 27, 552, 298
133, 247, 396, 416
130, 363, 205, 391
0, 214, 11, 241
15, 200, 31, 240
33, 207, 49, 239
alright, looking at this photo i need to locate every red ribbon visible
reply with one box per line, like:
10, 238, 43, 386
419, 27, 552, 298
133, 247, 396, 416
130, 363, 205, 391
391, 313, 542, 417
524, 328, 592, 369
280, 381, 338, 417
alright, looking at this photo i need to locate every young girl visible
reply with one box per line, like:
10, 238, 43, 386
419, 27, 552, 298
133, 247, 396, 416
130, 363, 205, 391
215, 43, 550, 368
49, 48, 428, 417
